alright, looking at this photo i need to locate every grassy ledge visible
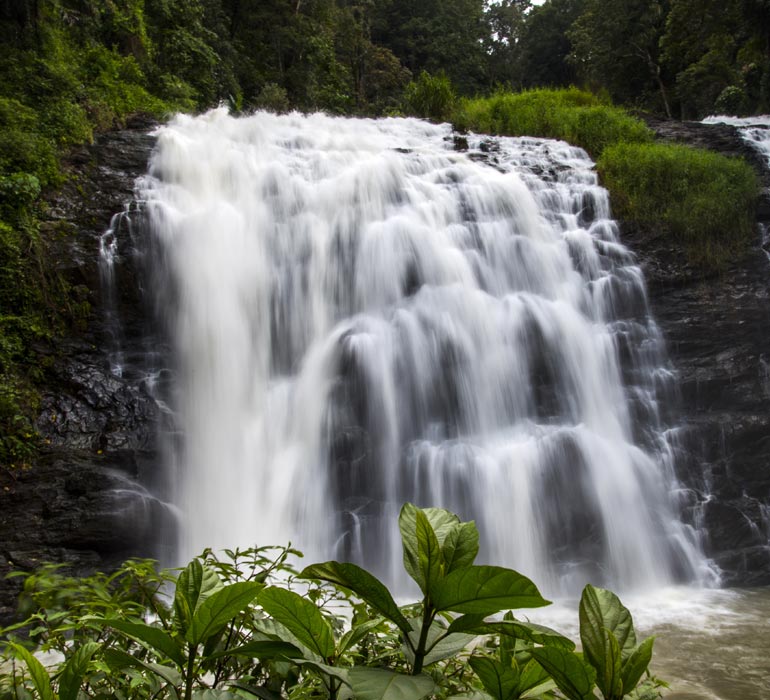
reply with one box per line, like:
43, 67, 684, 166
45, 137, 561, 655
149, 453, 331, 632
598, 142, 759, 271
451, 87, 760, 273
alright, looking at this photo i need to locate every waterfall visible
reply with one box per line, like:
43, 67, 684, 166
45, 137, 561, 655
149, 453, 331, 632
703, 115, 770, 166
135, 108, 711, 596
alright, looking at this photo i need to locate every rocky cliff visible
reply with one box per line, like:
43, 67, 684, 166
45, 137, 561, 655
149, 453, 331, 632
632, 117, 770, 585
0, 118, 170, 621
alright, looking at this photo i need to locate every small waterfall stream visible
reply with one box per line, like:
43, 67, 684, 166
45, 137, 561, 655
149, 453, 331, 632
128, 109, 711, 596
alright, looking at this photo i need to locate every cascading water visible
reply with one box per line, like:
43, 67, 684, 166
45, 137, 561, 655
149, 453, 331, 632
703, 115, 770, 165
136, 108, 711, 596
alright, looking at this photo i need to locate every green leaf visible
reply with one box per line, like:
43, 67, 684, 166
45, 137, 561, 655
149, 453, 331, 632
446, 614, 487, 634
600, 630, 623, 700
206, 639, 304, 661
187, 581, 262, 646
338, 617, 385, 655
579, 585, 636, 669
174, 559, 222, 635
294, 657, 351, 685
469, 656, 520, 700
227, 683, 283, 700
102, 648, 182, 697
442, 521, 480, 573
9, 643, 54, 700
431, 566, 550, 614
348, 667, 435, 700
400, 503, 428, 591
531, 647, 596, 700
191, 690, 241, 699
423, 630, 477, 666
399, 505, 460, 591
518, 659, 550, 694
299, 561, 412, 636
98, 619, 185, 667
58, 641, 100, 700
421, 507, 463, 545
473, 620, 575, 650
402, 619, 476, 667
416, 510, 444, 594
259, 586, 336, 659
620, 637, 654, 694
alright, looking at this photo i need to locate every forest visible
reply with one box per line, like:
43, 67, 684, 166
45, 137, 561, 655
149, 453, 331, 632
2, 0, 770, 121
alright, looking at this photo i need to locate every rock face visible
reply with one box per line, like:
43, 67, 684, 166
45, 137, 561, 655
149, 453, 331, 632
633, 118, 770, 585
0, 116, 172, 623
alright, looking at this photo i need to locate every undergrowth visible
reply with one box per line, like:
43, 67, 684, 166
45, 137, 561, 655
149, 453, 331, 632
0, 505, 665, 700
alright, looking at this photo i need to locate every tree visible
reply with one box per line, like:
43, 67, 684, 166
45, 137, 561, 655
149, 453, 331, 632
371, 0, 489, 95
483, 0, 531, 89
659, 0, 770, 116
518, 0, 585, 88
568, 0, 672, 115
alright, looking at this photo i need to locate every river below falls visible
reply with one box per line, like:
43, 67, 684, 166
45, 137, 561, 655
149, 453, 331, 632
526, 587, 770, 699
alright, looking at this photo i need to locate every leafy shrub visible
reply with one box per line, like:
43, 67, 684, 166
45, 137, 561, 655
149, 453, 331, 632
713, 85, 749, 116
0, 505, 664, 700
404, 70, 456, 122
458, 88, 652, 157
254, 82, 290, 113
598, 142, 759, 270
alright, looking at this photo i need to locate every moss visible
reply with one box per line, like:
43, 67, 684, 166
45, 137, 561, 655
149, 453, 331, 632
598, 142, 759, 270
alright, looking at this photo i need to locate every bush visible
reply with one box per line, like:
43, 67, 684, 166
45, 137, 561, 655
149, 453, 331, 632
598, 142, 759, 270
254, 82, 290, 113
714, 85, 749, 116
457, 87, 652, 157
0, 505, 664, 700
403, 70, 456, 122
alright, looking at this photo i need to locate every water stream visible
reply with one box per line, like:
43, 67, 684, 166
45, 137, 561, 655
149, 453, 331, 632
131, 109, 713, 598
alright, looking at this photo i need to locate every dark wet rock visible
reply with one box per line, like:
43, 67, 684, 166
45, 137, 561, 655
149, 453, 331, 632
628, 118, 770, 586
0, 120, 166, 623
0, 454, 173, 621
453, 135, 469, 151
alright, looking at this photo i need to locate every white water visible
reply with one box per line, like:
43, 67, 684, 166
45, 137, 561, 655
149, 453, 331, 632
137, 109, 712, 596
703, 114, 770, 166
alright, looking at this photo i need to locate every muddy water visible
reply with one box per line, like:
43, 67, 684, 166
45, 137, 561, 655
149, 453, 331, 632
529, 587, 770, 699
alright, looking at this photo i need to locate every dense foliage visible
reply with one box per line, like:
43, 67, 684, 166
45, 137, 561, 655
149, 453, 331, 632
0, 505, 664, 700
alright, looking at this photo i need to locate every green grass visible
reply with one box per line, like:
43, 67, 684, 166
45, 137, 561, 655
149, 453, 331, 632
455, 87, 653, 157
598, 142, 759, 270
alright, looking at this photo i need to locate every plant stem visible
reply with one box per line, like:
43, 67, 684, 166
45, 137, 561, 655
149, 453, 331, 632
184, 643, 197, 700
412, 601, 434, 675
